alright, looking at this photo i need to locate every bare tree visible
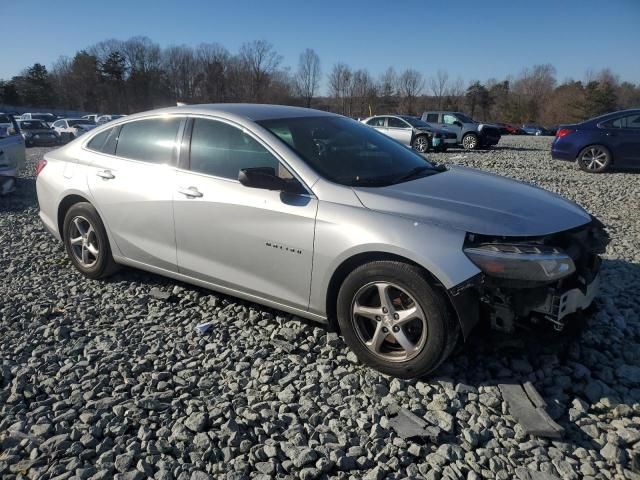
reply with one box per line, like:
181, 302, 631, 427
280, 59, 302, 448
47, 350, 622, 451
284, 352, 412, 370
350, 69, 376, 118
397, 68, 424, 114
295, 48, 321, 107
194, 43, 230, 102
239, 40, 282, 102
163, 45, 197, 103
429, 70, 449, 109
328, 63, 352, 115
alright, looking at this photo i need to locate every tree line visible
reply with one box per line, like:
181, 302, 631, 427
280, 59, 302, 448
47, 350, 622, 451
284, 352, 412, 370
1, 36, 638, 125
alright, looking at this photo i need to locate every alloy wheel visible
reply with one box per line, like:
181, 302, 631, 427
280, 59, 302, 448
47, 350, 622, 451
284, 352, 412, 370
463, 135, 477, 149
68, 216, 100, 268
351, 282, 427, 362
581, 147, 608, 171
414, 136, 429, 153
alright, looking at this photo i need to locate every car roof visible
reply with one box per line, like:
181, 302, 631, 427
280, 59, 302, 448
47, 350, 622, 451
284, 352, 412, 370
126, 104, 339, 122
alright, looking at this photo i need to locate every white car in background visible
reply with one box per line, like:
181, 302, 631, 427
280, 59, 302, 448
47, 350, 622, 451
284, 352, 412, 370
20, 112, 58, 127
81, 114, 100, 124
0, 115, 26, 194
52, 119, 97, 143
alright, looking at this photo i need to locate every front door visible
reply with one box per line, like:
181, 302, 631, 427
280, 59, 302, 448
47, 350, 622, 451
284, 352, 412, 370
443, 113, 463, 142
174, 117, 317, 310
86, 117, 182, 271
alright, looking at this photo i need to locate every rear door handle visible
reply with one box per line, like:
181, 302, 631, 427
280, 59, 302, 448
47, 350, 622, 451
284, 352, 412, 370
96, 170, 115, 180
178, 187, 203, 198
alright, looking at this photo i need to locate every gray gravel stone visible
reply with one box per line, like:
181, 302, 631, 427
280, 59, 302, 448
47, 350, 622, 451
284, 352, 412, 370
1, 138, 638, 480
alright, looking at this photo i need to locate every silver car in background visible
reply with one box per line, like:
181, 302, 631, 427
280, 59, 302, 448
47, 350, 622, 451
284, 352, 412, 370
362, 115, 458, 153
36, 104, 608, 378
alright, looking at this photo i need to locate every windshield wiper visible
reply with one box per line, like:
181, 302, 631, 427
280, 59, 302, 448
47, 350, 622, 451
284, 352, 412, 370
392, 164, 445, 184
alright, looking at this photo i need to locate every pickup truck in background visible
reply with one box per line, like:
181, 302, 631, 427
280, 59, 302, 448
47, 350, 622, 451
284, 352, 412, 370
421, 111, 501, 150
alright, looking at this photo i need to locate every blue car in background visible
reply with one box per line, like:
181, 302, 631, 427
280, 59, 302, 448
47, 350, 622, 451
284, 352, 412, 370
552, 109, 640, 172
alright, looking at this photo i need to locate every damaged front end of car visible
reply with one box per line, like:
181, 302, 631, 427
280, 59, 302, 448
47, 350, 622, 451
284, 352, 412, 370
452, 217, 610, 333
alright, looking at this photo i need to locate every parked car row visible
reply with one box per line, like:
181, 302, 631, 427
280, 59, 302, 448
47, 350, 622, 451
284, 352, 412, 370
361, 111, 502, 151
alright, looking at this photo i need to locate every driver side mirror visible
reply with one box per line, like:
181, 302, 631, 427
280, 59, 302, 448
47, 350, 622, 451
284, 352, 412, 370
453, 121, 463, 127
239, 167, 286, 191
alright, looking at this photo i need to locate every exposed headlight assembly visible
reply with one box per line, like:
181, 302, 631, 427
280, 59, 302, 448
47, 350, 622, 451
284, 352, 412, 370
463, 243, 575, 282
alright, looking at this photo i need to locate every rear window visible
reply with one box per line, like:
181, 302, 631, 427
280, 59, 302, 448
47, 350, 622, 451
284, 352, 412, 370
116, 117, 181, 164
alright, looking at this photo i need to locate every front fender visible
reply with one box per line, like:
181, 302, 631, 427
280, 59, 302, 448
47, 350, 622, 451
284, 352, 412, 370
308, 201, 481, 316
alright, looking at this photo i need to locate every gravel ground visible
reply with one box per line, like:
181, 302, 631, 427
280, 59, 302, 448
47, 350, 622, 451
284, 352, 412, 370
1, 136, 639, 480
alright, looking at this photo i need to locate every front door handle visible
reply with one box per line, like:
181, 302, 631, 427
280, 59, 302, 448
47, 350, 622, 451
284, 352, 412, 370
96, 170, 115, 180
178, 187, 203, 198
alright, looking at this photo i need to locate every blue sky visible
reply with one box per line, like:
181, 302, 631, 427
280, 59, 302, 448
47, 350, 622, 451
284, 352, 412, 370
2, 0, 639, 89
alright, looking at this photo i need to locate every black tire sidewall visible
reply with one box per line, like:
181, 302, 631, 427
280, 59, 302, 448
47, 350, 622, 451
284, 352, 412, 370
578, 145, 611, 173
337, 261, 455, 378
63, 202, 115, 279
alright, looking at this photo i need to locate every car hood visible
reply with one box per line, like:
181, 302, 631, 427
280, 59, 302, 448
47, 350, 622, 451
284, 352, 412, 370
352, 165, 591, 236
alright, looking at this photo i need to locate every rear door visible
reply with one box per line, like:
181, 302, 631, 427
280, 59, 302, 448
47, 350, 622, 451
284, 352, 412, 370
443, 113, 463, 142
86, 117, 183, 271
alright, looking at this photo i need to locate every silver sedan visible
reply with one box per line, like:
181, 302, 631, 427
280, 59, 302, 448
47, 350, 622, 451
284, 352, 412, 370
36, 104, 607, 378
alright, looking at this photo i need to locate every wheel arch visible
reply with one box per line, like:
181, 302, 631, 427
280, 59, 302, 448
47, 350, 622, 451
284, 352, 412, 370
576, 142, 615, 164
57, 193, 93, 237
325, 251, 458, 334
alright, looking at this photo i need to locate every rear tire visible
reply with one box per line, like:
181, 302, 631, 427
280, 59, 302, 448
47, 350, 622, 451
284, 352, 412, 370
336, 261, 459, 378
577, 145, 611, 173
63, 202, 119, 279
462, 133, 479, 150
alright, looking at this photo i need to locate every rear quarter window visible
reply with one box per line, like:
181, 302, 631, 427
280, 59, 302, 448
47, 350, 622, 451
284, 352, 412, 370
86, 127, 119, 155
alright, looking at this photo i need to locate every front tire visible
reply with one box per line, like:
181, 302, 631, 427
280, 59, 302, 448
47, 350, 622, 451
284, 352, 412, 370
63, 202, 119, 279
577, 145, 611, 173
336, 261, 459, 378
462, 133, 479, 150
411, 135, 430, 154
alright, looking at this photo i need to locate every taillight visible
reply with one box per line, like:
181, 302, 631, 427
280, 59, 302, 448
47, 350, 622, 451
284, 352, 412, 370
35, 159, 47, 176
556, 128, 574, 138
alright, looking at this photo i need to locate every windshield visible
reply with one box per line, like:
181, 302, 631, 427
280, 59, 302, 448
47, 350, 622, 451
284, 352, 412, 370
258, 116, 438, 187
68, 120, 91, 127
0, 115, 11, 124
20, 120, 48, 129
400, 116, 433, 129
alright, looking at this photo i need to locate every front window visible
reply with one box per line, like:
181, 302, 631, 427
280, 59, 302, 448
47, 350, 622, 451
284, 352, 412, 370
258, 116, 439, 187
443, 114, 458, 125
387, 117, 409, 129
189, 118, 282, 180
